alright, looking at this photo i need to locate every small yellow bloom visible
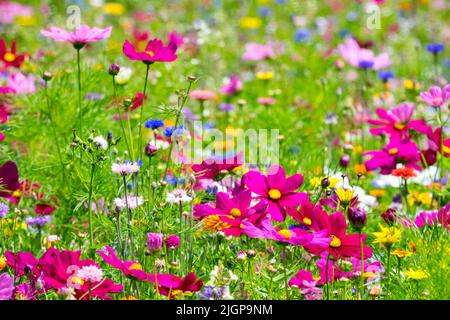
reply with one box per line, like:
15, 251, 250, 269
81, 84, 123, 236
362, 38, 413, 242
15, 16, 36, 27
369, 189, 385, 198
372, 225, 401, 247
103, 2, 125, 15
353, 145, 363, 154
353, 163, 367, 175
329, 178, 340, 188
256, 71, 274, 80
121, 296, 138, 300
404, 79, 420, 91
309, 177, 321, 188
417, 192, 432, 206
392, 249, 413, 258
403, 268, 429, 280
335, 188, 355, 206
0, 256, 6, 272
239, 17, 262, 29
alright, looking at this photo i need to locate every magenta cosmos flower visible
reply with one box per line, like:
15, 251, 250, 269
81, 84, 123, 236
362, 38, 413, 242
191, 153, 243, 180
242, 218, 330, 248
338, 37, 391, 70
0, 273, 13, 300
419, 85, 450, 107
97, 245, 150, 281
243, 165, 308, 221
364, 138, 422, 174
220, 75, 243, 96
289, 270, 322, 300
368, 103, 429, 139
123, 38, 177, 64
148, 272, 203, 299
41, 25, 112, 49
304, 211, 373, 260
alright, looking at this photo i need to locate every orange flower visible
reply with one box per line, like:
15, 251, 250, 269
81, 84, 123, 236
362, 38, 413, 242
353, 164, 367, 175
392, 167, 417, 179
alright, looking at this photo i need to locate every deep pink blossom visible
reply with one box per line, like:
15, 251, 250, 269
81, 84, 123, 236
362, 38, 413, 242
123, 38, 177, 64
289, 270, 323, 300
220, 75, 242, 95
148, 272, 203, 299
191, 153, 243, 181
243, 165, 308, 221
367, 103, 429, 139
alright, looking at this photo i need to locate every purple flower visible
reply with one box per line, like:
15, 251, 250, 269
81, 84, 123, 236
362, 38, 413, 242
419, 85, 450, 107
0, 203, 9, 219
25, 215, 51, 227
146, 232, 163, 252
347, 207, 367, 231
220, 75, 242, 96
165, 234, 180, 249
0, 273, 14, 300
219, 103, 235, 112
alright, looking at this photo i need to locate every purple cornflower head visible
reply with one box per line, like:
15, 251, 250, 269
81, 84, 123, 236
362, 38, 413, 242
111, 161, 140, 175
219, 103, 235, 112
0, 203, 9, 219
377, 70, 395, 83
84, 93, 104, 101
25, 215, 51, 227
146, 232, 164, 252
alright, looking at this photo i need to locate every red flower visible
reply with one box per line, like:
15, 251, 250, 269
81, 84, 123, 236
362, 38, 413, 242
149, 272, 203, 299
0, 38, 27, 70
35, 203, 57, 215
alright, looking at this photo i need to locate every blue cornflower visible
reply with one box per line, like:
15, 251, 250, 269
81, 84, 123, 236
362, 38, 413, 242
377, 70, 395, 82
163, 126, 174, 138
144, 119, 164, 130
258, 6, 271, 17
294, 29, 311, 43
426, 43, 444, 55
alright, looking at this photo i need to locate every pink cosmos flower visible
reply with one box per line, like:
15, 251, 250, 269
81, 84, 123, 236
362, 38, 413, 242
304, 211, 373, 260
243, 165, 308, 221
316, 256, 344, 284
5, 251, 39, 280
257, 97, 275, 105
168, 31, 184, 48
364, 138, 422, 174
0, 1, 33, 25
427, 128, 450, 157
289, 270, 323, 300
7, 72, 35, 94
97, 245, 150, 281
0, 273, 13, 300
242, 42, 275, 61
419, 85, 450, 107
41, 25, 112, 49
287, 200, 327, 228
39, 248, 122, 300
191, 153, 243, 180
243, 218, 330, 248
148, 272, 203, 299
123, 38, 177, 64
220, 75, 242, 95
414, 203, 449, 230
193, 190, 268, 237
189, 90, 217, 101
344, 258, 383, 282
338, 37, 391, 70
367, 103, 429, 139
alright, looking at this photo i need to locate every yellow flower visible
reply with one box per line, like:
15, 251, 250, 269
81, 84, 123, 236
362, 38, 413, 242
391, 249, 413, 258
0, 256, 6, 272
417, 192, 432, 206
239, 17, 262, 29
403, 268, 429, 280
335, 188, 355, 206
404, 79, 420, 91
353, 145, 363, 154
353, 163, 367, 175
103, 2, 125, 15
256, 71, 274, 80
15, 16, 36, 27
372, 225, 401, 247
309, 177, 321, 188
121, 296, 138, 300
329, 178, 340, 188
369, 189, 385, 198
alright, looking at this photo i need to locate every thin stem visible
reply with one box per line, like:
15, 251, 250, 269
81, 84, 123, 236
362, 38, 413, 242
123, 175, 134, 258
112, 76, 131, 156
385, 246, 391, 299
138, 63, 151, 160
76, 48, 82, 134
359, 231, 365, 300
87, 163, 95, 247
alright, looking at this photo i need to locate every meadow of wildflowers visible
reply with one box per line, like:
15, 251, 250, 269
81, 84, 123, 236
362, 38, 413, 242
0, 0, 449, 302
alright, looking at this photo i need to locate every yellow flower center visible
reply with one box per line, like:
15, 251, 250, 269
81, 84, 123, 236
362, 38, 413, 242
330, 235, 342, 248
3, 52, 15, 62
268, 189, 282, 200
203, 214, 231, 231
432, 97, 443, 104
12, 189, 21, 198
278, 229, 292, 239
303, 217, 312, 226
443, 145, 450, 154
71, 276, 85, 286
128, 263, 143, 271
388, 148, 398, 155
145, 51, 155, 57
230, 208, 241, 217
394, 123, 406, 130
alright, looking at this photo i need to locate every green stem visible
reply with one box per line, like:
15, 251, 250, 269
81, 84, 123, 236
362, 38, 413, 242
386, 246, 391, 299
76, 48, 82, 134
359, 231, 365, 299
87, 163, 95, 247
138, 63, 150, 160
123, 175, 134, 258
112, 76, 131, 156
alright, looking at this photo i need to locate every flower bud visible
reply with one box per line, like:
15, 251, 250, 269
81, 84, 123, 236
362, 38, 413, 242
43, 71, 53, 81
347, 207, 367, 231
321, 177, 330, 189
108, 63, 120, 76
165, 234, 180, 250
339, 154, 350, 168
146, 232, 163, 253
380, 208, 397, 226
145, 143, 158, 157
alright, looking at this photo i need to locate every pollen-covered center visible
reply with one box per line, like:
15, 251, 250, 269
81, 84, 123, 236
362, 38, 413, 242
394, 123, 405, 130
3, 52, 15, 62
330, 235, 342, 248
268, 189, 282, 200
128, 262, 143, 271
230, 208, 241, 217
145, 51, 155, 57
388, 148, 398, 155
278, 229, 292, 239
303, 217, 312, 226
